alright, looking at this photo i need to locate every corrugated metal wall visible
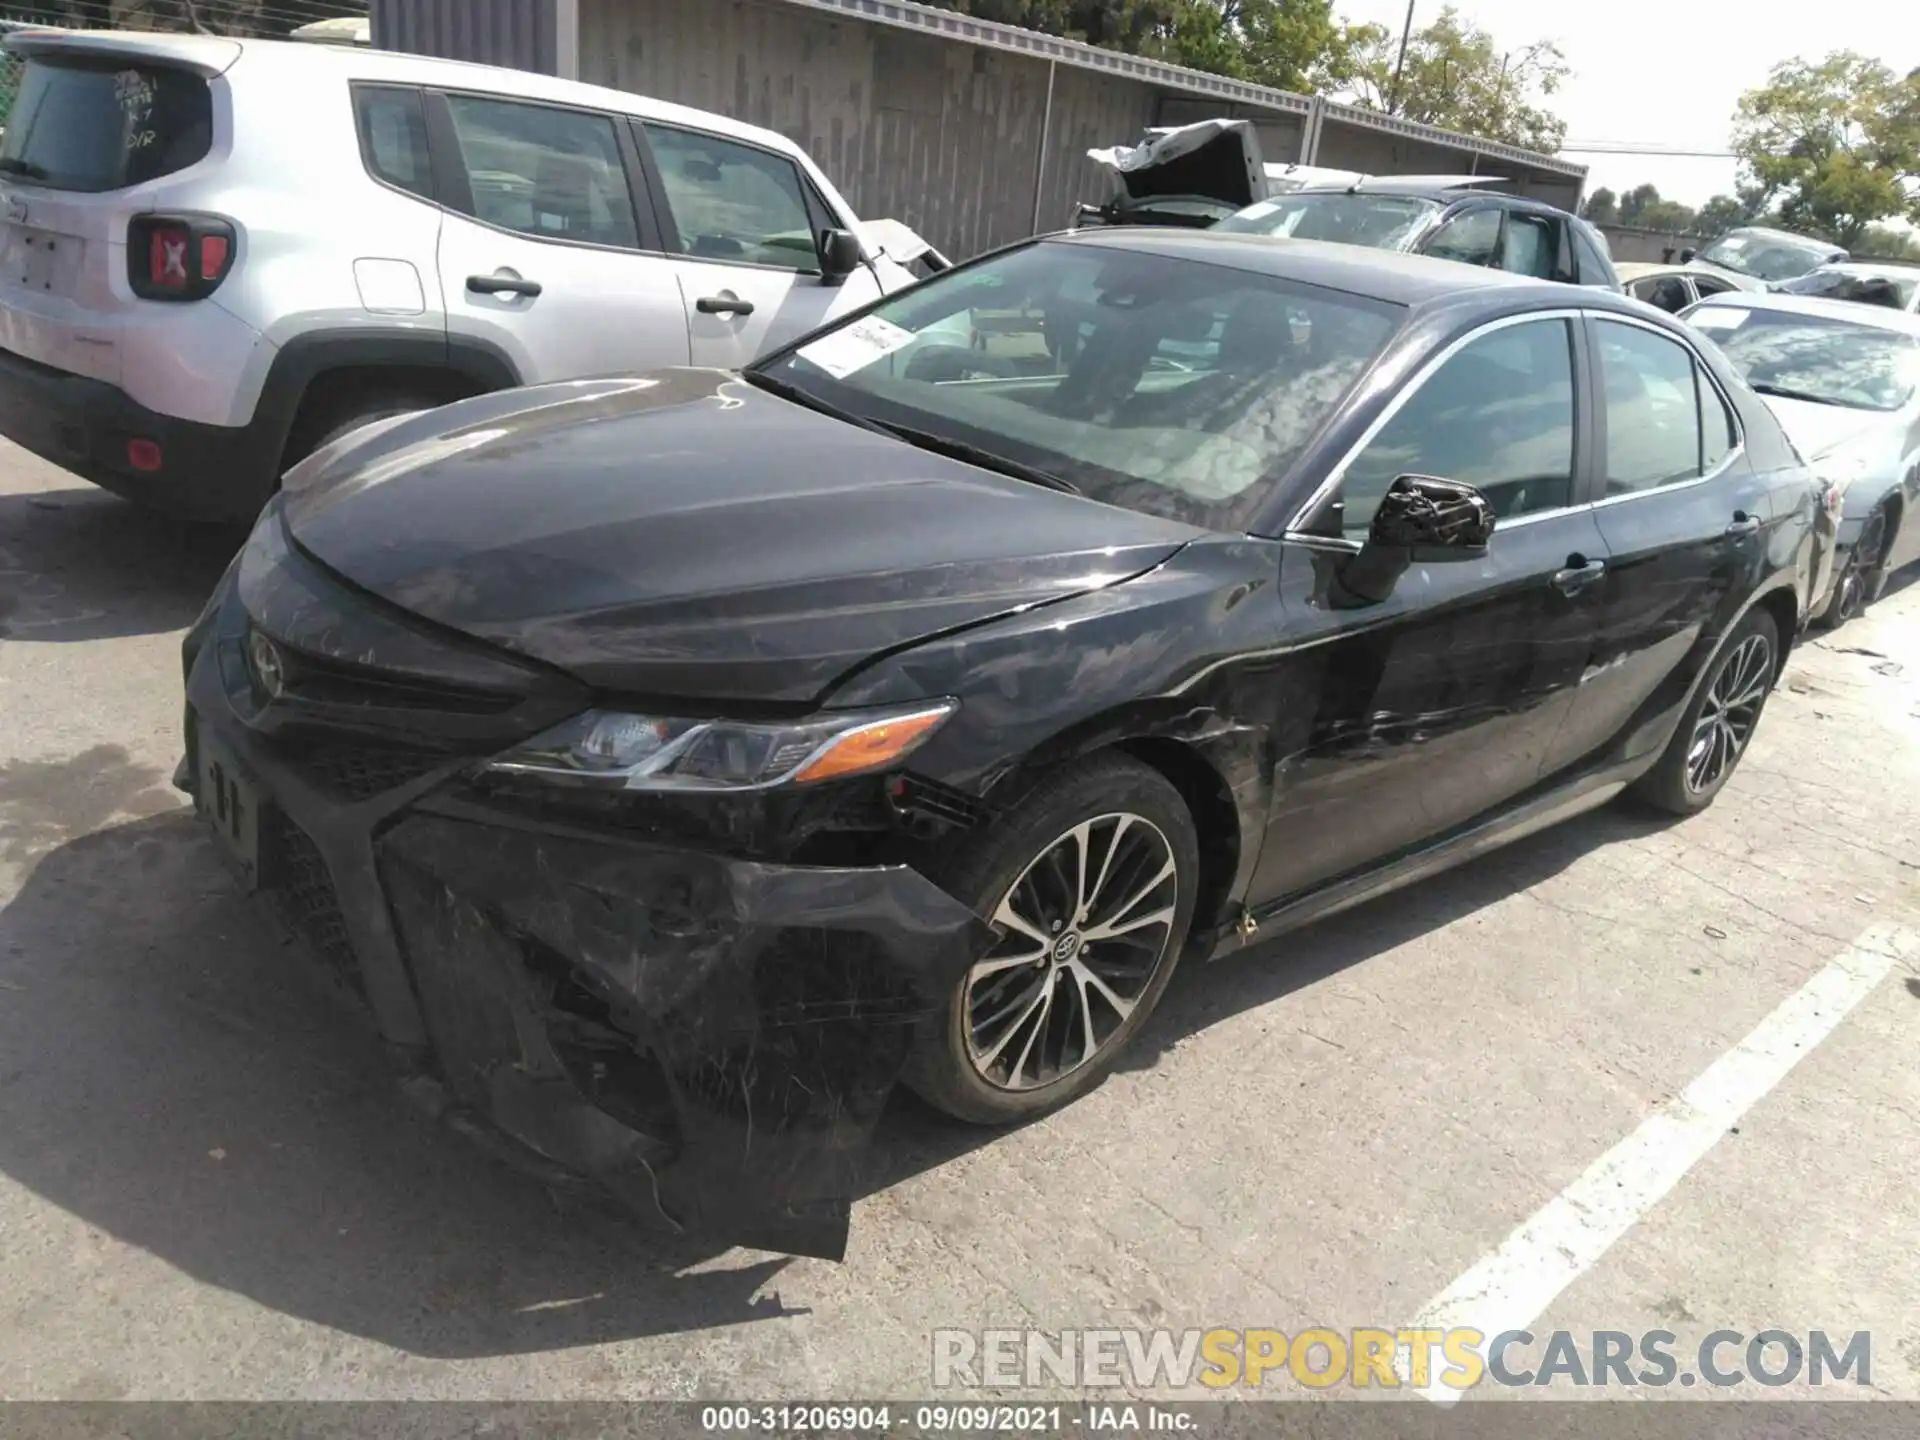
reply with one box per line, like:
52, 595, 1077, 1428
577, 0, 1155, 259
370, 0, 559, 76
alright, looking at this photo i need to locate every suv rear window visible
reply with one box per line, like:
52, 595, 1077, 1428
0, 58, 212, 192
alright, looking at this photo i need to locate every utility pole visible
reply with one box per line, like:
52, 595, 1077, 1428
1388, 0, 1416, 115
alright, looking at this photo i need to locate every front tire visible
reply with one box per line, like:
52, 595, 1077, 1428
1630, 607, 1779, 816
1818, 505, 1890, 629
904, 754, 1200, 1125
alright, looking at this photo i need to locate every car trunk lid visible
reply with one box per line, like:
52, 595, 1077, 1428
1087, 119, 1268, 212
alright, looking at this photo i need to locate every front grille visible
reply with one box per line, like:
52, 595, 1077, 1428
295, 741, 451, 802
271, 641, 524, 715
263, 812, 362, 995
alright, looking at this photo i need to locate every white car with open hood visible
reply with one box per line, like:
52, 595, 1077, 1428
0, 27, 940, 522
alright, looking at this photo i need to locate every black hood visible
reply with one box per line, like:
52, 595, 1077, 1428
282, 370, 1199, 706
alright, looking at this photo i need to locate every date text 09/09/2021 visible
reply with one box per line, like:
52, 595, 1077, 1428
700, 1406, 1192, 1434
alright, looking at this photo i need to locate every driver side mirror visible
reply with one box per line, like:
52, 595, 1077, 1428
818, 228, 865, 286
1678, 247, 1697, 263
1331, 474, 1496, 607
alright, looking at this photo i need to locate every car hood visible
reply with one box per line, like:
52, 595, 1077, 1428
1760, 394, 1887, 464
281, 370, 1201, 705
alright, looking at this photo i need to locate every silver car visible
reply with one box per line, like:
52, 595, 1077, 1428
1682, 292, 1920, 626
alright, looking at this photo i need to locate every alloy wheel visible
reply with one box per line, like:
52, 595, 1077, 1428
1835, 513, 1887, 623
1684, 632, 1774, 795
964, 812, 1179, 1092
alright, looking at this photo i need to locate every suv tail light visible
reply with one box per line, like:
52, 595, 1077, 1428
128, 214, 236, 301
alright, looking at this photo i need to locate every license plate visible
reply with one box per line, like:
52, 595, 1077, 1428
2, 225, 57, 292
196, 728, 261, 891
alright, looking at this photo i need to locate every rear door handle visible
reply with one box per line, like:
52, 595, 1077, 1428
467, 273, 542, 298
696, 294, 755, 316
1551, 555, 1606, 595
1725, 512, 1762, 538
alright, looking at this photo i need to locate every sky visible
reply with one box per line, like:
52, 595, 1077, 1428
1333, 0, 1920, 208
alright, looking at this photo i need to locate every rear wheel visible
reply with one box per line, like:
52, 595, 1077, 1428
1630, 607, 1779, 816
303, 397, 434, 461
1819, 504, 1891, 629
904, 755, 1200, 1125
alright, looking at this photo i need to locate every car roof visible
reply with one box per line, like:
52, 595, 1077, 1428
1691, 289, 1920, 337
1614, 262, 1683, 281
2, 28, 814, 163
1052, 226, 1572, 306
1800, 260, 1920, 281
1289, 181, 1533, 206
1711, 225, 1842, 250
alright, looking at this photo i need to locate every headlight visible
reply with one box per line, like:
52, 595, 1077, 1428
481, 700, 957, 792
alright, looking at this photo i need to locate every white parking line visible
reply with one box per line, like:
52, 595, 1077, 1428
1399, 923, 1918, 1405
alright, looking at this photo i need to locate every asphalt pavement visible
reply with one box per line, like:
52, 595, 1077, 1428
1, 442, 1917, 1404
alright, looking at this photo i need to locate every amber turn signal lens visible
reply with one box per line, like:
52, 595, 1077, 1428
791, 708, 951, 785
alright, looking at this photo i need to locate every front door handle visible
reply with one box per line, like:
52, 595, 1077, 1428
1551, 555, 1607, 595
1725, 512, 1762, 538
467, 273, 542, 298
696, 293, 755, 316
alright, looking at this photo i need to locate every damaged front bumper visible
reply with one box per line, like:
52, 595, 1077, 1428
180, 513, 992, 1260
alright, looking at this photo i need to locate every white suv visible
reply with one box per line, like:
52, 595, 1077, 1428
0, 29, 932, 521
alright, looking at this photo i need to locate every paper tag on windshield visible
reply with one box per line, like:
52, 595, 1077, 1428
1690, 306, 1750, 332
1237, 200, 1280, 220
796, 315, 917, 379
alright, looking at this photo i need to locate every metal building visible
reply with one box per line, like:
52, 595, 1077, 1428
369, 0, 1586, 261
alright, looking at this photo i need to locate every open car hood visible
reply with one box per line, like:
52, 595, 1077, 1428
1087, 119, 1267, 209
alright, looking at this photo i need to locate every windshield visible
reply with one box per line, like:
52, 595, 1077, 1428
1684, 304, 1920, 412
751, 239, 1403, 530
1213, 192, 1441, 251
1776, 267, 1918, 311
1695, 232, 1836, 283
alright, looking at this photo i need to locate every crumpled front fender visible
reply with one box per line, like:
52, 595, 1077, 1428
378, 812, 993, 1260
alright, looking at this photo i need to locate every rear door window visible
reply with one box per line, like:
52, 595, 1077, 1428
1595, 320, 1709, 493
0, 58, 212, 192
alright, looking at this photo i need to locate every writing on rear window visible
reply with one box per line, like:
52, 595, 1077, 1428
0, 60, 211, 192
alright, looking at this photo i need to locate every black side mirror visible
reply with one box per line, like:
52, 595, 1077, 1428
1370, 474, 1495, 557
1678, 247, 1696, 263
818, 228, 864, 285
1331, 474, 1496, 607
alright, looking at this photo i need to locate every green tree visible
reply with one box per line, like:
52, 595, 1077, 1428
1858, 224, 1920, 260
921, 1, 1367, 93
1732, 51, 1920, 247
1610, 182, 1694, 232
1342, 5, 1569, 152
1579, 187, 1618, 225
1692, 194, 1746, 236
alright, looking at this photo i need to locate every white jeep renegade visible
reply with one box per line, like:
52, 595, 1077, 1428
0, 28, 936, 521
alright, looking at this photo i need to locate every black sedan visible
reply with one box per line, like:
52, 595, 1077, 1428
180, 230, 1821, 1260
